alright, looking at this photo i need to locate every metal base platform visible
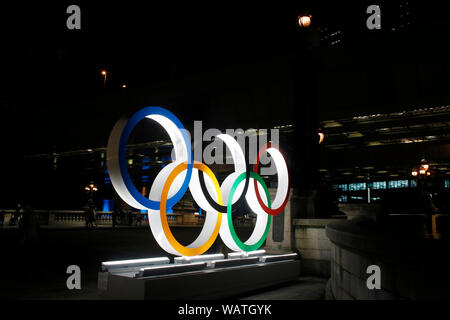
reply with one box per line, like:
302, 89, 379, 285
98, 252, 300, 300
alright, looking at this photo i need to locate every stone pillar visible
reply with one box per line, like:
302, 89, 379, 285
265, 188, 295, 254
48, 211, 56, 225
294, 219, 336, 276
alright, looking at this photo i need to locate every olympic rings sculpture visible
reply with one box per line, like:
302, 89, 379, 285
106, 107, 290, 256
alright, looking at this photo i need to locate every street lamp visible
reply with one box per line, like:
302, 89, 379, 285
101, 70, 107, 88
318, 128, 325, 144
85, 182, 98, 198
411, 159, 439, 239
298, 14, 312, 28
411, 159, 433, 178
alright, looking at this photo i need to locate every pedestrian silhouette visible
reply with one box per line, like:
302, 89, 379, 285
19, 203, 39, 247
85, 199, 97, 229
11, 203, 22, 226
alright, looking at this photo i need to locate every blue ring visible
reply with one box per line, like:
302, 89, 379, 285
118, 106, 193, 210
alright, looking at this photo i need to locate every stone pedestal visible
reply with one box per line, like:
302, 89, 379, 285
265, 189, 295, 254
98, 258, 300, 299
294, 218, 338, 276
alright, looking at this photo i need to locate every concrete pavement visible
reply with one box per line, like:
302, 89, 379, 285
0, 227, 327, 300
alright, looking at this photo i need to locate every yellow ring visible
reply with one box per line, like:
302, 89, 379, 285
160, 161, 223, 256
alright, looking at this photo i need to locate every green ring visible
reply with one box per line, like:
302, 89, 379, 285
227, 171, 272, 251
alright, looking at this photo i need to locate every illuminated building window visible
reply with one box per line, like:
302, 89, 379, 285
333, 184, 348, 192
350, 196, 364, 200
445, 179, 450, 188
388, 180, 409, 189
337, 195, 347, 203
410, 179, 418, 188
368, 181, 386, 189
348, 183, 366, 191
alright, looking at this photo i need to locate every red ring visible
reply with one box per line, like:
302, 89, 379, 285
253, 142, 290, 216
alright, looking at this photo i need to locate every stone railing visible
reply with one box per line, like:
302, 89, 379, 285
0, 209, 254, 228
0, 209, 207, 227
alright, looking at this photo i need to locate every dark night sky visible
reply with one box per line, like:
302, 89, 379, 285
0, 0, 449, 207
1, 1, 450, 157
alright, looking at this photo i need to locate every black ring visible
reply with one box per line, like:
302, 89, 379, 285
198, 165, 250, 213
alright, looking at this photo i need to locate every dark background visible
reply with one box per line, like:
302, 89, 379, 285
1, 1, 449, 207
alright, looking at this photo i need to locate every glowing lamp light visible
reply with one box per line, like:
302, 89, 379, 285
85, 183, 98, 192
318, 132, 325, 144
102, 257, 170, 271
101, 70, 108, 88
412, 159, 433, 178
298, 15, 312, 28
